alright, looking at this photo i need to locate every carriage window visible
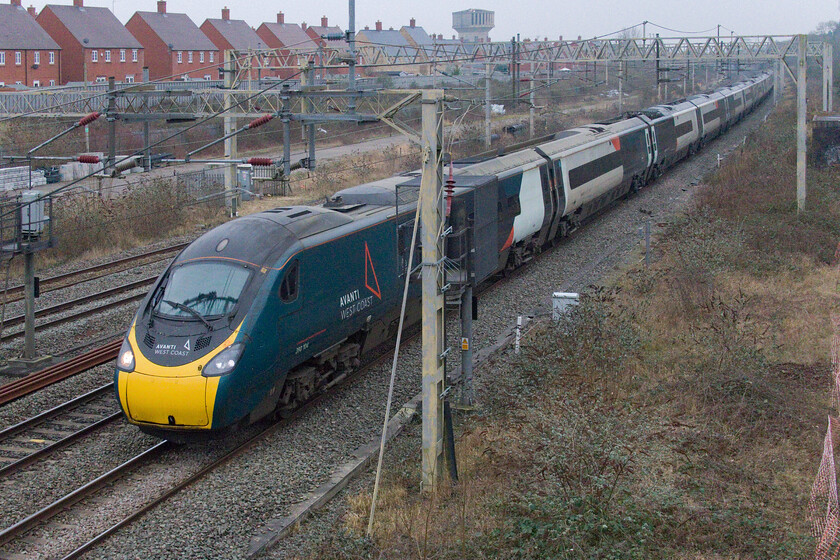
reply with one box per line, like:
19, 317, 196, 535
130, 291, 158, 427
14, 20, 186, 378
279, 260, 299, 302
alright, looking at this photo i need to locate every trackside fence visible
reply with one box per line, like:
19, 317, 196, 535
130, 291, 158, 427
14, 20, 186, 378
809, 243, 840, 559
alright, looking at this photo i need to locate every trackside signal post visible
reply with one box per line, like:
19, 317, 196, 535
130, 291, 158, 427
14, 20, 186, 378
420, 89, 446, 488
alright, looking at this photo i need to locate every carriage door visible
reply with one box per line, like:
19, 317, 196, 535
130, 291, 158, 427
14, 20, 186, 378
644, 128, 654, 171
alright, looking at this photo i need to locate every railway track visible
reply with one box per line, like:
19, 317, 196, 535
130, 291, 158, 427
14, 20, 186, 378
0, 329, 420, 560
0, 339, 120, 406
2, 243, 187, 304
0, 384, 120, 477
1, 276, 156, 332
0, 285, 150, 343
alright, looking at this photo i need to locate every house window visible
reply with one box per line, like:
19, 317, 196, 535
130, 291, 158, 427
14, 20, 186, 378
188, 51, 193, 63
15, 52, 21, 65
204, 74, 211, 80
0, 82, 5, 87
0, 52, 5, 65
34, 51, 40, 65
132, 49, 138, 62
91, 50, 97, 62
120, 49, 125, 62
95, 76, 106, 82
209, 51, 214, 62
49, 79, 55, 86
125, 75, 134, 83
199, 51, 204, 63
177, 51, 182, 63
33, 80, 39, 87
49, 51, 54, 65
105, 50, 111, 62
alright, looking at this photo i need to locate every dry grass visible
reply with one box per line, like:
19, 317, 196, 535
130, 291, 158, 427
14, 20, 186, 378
301, 100, 836, 559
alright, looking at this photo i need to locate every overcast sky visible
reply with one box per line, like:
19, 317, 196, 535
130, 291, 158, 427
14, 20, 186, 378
43, 0, 840, 40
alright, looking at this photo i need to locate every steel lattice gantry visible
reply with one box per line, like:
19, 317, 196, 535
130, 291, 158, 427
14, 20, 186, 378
0, 35, 830, 119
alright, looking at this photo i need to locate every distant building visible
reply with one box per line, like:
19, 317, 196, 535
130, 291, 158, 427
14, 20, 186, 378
200, 6, 263, 80
356, 20, 426, 76
452, 8, 494, 43
126, 1, 218, 81
0, 0, 61, 87
256, 12, 319, 79
303, 16, 347, 75
37, 0, 144, 84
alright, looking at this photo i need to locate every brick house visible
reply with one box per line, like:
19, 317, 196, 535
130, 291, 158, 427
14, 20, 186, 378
0, 0, 61, 87
303, 16, 347, 75
126, 1, 218, 81
355, 21, 420, 76
200, 7, 262, 80
37, 0, 144, 84
255, 12, 318, 79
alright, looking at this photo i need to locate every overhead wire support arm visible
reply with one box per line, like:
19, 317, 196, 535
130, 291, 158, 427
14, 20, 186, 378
185, 113, 276, 162
26, 112, 101, 157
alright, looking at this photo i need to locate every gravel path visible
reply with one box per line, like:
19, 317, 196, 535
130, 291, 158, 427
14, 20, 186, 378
0, 99, 775, 559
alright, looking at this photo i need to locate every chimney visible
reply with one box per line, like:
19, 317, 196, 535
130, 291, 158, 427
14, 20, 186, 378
320, 15, 327, 27
409, 17, 415, 28
221, 6, 230, 21
10, 0, 20, 6
276, 11, 284, 24
375, 20, 382, 31
156, 0, 165, 13
27, 4, 35, 15
559, 35, 563, 41
364, 25, 369, 30
301, 21, 307, 30
72, 0, 82, 7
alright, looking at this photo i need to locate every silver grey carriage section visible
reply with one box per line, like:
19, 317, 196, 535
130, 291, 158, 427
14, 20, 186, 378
536, 118, 649, 216
646, 99, 702, 155
687, 90, 727, 139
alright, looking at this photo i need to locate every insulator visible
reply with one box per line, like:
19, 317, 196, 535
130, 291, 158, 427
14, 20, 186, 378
76, 112, 101, 127
77, 154, 100, 163
246, 157, 274, 166
444, 176, 456, 218
247, 114, 274, 129
112, 156, 140, 174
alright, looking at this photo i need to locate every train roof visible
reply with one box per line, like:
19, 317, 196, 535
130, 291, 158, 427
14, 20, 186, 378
330, 175, 420, 208
457, 146, 545, 178
535, 116, 646, 159
174, 209, 330, 268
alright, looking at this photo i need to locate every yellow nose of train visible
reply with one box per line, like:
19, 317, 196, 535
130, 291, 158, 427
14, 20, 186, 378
115, 328, 226, 429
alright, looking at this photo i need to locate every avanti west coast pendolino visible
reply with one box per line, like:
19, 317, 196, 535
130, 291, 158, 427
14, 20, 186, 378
114, 73, 773, 439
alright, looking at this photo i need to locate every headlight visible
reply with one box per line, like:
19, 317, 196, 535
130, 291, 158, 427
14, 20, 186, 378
117, 338, 135, 372
202, 343, 245, 377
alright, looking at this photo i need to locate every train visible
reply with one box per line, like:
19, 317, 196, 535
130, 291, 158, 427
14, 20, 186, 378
114, 72, 773, 439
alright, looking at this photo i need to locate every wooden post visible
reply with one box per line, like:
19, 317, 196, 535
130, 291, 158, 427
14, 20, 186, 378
420, 89, 445, 490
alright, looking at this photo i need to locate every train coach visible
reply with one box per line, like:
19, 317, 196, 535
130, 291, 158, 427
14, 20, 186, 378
114, 72, 773, 439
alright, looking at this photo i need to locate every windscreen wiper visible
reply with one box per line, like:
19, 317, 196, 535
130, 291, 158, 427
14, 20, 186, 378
163, 300, 214, 331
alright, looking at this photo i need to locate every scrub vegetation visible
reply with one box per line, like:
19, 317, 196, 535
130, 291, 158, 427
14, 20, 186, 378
301, 98, 836, 558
